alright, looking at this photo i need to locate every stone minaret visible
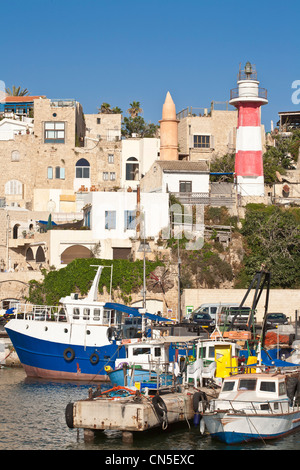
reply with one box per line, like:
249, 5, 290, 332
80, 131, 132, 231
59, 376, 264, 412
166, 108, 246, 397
159, 91, 179, 161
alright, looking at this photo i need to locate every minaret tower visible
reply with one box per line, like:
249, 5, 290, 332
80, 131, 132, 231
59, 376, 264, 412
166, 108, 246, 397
159, 91, 179, 161
229, 62, 268, 196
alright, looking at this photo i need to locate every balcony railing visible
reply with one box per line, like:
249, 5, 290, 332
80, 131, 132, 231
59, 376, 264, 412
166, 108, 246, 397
230, 87, 267, 101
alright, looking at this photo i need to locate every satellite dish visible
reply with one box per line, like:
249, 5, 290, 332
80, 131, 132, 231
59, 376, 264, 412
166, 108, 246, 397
276, 171, 282, 182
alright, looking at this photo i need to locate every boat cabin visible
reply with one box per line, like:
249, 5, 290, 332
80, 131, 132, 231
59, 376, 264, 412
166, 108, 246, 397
217, 373, 290, 412
115, 340, 170, 369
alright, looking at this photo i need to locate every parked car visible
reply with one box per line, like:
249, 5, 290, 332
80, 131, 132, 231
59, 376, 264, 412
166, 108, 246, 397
220, 306, 256, 328
183, 303, 239, 324
190, 312, 215, 331
265, 313, 289, 329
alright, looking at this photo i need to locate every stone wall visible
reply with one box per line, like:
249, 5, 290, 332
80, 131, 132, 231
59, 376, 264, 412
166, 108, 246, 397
182, 288, 300, 322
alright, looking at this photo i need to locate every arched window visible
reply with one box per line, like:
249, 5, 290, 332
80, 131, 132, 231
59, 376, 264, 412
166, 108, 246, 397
26, 247, 34, 261
76, 158, 90, 178
11, 150, 20, 162
13, 224, 20, 239
36, 246, 46, 263
126, 157, 139, 181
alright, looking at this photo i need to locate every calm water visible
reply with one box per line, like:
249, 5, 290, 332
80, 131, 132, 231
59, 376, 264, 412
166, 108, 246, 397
1, 367, 300, 452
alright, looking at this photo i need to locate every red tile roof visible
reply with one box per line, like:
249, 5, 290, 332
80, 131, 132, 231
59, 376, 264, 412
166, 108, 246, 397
4, 95, 45, 102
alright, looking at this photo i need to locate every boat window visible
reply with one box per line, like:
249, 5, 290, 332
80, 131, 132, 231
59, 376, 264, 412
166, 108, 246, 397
222, 381, 235, 392
260, 381, 276, 393
103, 310, 110, 325
93, 309, 101, 321
154, 347, 161, 357
199, 346, 206, 359
238, 379, 256, 390
73, 308, 80, 319
83, 308, 90, 320
279, 382, 286, 396
133, 347, 151, 356
260, 404, 270, 410
208, 346, 215, 358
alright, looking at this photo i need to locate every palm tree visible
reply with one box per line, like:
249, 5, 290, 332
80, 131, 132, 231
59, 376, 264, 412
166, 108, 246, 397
127, 101, 142, 118
5, 85, 29, 96
98, 102, 112, 114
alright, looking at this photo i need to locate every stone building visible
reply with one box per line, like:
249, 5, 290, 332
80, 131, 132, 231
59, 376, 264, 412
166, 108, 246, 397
0, 96, 123, 212
177, 102, 238, 163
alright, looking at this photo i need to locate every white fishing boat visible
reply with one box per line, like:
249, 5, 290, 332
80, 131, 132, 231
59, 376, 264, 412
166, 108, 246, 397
4, 265, 172, 381
200, 368, 300, 444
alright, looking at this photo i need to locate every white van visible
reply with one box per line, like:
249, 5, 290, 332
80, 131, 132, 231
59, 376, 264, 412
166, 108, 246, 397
186, 303, 239, 324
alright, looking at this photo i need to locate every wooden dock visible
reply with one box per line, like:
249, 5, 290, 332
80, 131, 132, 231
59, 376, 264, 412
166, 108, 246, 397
65, 385, 217, 442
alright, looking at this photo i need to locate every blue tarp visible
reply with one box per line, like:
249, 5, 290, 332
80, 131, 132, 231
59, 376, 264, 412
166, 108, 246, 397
104, 302, 172, 323
38, 220, 57, 226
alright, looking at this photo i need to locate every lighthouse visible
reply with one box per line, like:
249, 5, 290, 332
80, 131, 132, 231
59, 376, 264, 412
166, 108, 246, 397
229, 62, 268, 196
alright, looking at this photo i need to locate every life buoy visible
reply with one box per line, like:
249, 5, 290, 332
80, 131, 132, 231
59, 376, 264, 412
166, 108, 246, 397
193, 391, 208, 413
63, 347, 75, 362
90, 352, 99, 365
152, 395, 167, 422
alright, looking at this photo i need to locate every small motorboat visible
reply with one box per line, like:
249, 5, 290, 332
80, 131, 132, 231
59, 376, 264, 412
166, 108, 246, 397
200, 368, 300, 444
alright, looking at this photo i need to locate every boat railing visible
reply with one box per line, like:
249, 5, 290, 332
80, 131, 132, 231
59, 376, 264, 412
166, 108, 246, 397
207, 398, 297, 414
125, 359, 178, 388
13, 303, 67, 322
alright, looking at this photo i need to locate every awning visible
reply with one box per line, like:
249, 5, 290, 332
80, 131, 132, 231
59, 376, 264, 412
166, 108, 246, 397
104, 302, 172, 323
38, 220, 57, 226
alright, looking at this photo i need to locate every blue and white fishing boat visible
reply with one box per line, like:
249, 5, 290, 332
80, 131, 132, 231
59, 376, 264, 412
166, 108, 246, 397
200, 368, 300, 444
4, 265, 171, 382
105, 337, 185, 391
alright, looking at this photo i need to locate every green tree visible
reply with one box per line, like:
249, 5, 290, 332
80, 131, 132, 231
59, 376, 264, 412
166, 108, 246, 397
236, 204, 300, 288
5, 85, 29, 96
210, 153, 235, 182
127, 101, 142, 118
122, 101, 158, 138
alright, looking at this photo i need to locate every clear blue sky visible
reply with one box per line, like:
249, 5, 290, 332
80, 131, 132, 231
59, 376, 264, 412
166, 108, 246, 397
2, 0, 299, 131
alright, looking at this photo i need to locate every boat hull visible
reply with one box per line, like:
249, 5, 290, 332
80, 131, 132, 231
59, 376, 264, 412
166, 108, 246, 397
5, 319, 126, 381
203, 410, 300, 444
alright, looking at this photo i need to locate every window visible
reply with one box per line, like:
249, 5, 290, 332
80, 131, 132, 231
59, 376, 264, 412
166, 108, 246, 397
108, 154, 114, 164
93, 309, 101, 321
84, 210, 91, 228
179, 181, 192, 192
105, 211, 116, 230
103, 172, 108, 181
110, 172, 116, 181
194, 135, 210, 148
5, 180, 23, 195
126, 157, 139, 181
97, 118, 101, 124
76, 158, 90, 178
11, 150, 20, 162
222, 381, 235, 392
238, 379, 256, 391
44, 122, 65, 144
47, 167, 53, 179
260, 381, 276, 393
55, 167, 65, 179
124, 210, 136, 230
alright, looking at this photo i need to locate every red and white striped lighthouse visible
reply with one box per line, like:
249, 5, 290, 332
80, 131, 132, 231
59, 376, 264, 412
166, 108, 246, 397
229, 62, 268, 196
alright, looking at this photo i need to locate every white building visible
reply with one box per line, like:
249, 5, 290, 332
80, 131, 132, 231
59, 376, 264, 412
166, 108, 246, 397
48, 190, 169, 267
121, 137, 160, 190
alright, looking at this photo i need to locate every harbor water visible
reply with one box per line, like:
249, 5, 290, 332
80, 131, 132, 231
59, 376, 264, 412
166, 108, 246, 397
1, 367, 300, 452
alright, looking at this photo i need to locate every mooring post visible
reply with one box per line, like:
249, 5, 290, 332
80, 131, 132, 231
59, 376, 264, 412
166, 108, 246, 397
122, 431, 133, 444
84, 428, 95, 442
